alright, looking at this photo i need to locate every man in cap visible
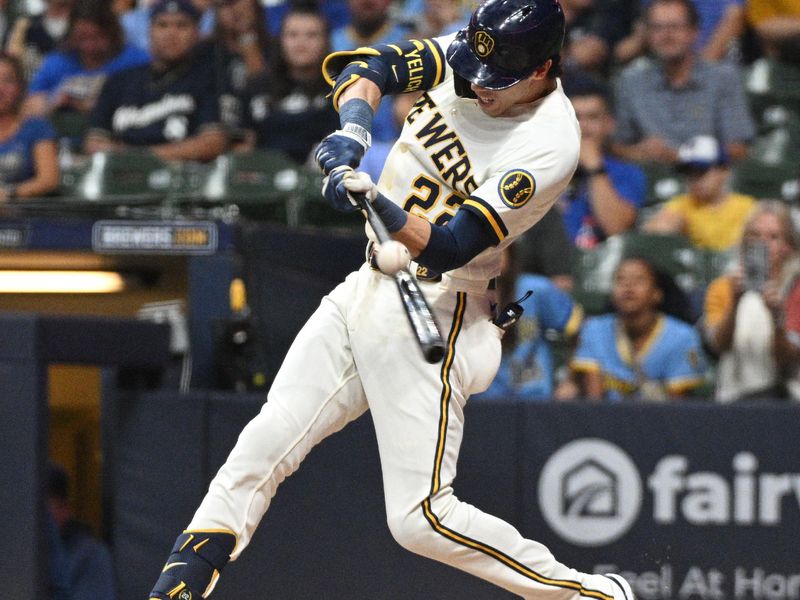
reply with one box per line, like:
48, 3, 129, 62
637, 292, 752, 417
85, 0, 226, 161
644, 135, 756, 250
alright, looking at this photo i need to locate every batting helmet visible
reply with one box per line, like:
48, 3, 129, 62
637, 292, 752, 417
446, 0, 565, 92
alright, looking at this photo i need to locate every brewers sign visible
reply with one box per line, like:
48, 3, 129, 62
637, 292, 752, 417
92, 220, 218, 254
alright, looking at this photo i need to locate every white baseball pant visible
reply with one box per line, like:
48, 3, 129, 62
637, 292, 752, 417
189, 263, 618, 600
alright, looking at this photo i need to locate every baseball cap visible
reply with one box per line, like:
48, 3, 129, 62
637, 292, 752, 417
676, 135, 728, 173
150, 0, 202, 22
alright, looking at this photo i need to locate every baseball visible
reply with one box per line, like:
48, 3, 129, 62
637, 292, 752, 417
375, 240, 411, 275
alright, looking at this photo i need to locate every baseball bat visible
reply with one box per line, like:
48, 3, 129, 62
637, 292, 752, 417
351, 192, 446, 364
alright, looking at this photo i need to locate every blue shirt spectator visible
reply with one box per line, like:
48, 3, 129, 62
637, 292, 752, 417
0, 118, 57, 184
561, 156, 646, 248
478, 274, 582, 400
0, 55, 59, 200
26, 0, 150, 121
329, 0, 412, 143
560, 78, 646, 248
29, 43, 148, 102
572, 313, 707, 401
570, 256, 707, 402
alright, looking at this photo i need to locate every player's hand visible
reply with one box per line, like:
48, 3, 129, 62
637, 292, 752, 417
315, 129, 369, 175
321, 165, 359, 213
342, 171, 378, 202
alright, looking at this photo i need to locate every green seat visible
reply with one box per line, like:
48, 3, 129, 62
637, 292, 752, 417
49, 110, 90, 141
639, 161, 686, 207
64, 150, 172, 203
199, 150, 322, 226
732, 158, 799, 202
573, 232, 707, 316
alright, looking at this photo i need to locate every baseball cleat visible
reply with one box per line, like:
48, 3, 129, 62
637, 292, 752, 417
605, 573, 635, 600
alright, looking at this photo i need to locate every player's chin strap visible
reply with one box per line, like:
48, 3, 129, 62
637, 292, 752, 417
453, 72, 477, 99
150, 530, 236, 599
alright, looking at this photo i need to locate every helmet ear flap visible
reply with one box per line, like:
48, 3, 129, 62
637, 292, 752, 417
453, 72, 477, 99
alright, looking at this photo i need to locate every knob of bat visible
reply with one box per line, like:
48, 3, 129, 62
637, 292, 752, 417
375, 240, 411, 276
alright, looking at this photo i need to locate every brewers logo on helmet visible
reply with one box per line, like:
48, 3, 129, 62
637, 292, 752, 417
474, 31, 495, 57
446, 0, 565, 91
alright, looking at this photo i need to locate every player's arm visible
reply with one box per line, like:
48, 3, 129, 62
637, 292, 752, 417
315, 38, 447, 175
335, 172, 496, 271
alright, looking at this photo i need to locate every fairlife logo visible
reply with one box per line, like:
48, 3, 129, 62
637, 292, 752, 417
540, 441, 800, 547
539, 439, 642, 546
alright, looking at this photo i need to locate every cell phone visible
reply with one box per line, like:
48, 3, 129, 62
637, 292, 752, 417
742, 240, 769, 292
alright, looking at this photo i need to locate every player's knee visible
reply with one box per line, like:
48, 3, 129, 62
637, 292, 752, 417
386, 506, 440, 558
150, 530, 236, 599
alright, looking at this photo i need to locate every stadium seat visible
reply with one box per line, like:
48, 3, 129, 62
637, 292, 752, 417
639, 161, 686, 207
198, 150, 322, 226
62, 150, 173, 203
732, 158, 799, 202
573, 232, 709, 319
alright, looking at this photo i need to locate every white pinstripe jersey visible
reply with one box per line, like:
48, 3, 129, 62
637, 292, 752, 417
375, 33, 581, 282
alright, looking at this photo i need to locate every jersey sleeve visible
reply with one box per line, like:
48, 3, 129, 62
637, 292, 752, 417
518, 274, 579, 334
193, 66, 223, 133
26, 117, 57, 143
87, 72, 121, 136
702, 276, 734, 331
611, 162, 646, 208
663, 324, 707, 394
28, 53, 69, 94
571, 317, 604, 373
460, 132, 579, 244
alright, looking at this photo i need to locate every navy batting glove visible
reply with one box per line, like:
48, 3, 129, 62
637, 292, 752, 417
315, 129, 369, 175
321, 166, 359, 214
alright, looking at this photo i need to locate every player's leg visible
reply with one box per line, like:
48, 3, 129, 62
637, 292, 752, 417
150, 274, 369, 599
353, 281, 630, 600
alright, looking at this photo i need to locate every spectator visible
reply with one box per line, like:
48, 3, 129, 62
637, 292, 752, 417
560, 0, 636, 75
5, 0, 75, 81
558, 79, 646, 249
243, 6, 337, 164
122, 0, 215, 52
615, 0, 747, 64
612, 0, 755, 164
694, 0, 747, 61
85, 0, 227, 163
747, 0, 800, 62
200, 0, 271, 137
329, 0, 412, 143
475, 245, 583, 401
571, 256, 707, 401
644, 135, 756, 251
0, 54, 59, 200
411, 0, 469, 39
25, 0, 149, 118
47, 462, 116, 600
702, 201, 800, 402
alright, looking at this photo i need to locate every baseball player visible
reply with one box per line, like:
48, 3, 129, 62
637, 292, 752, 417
149, 1, 636, 599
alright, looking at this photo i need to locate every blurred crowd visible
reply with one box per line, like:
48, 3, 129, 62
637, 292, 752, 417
0, 0, 798, 403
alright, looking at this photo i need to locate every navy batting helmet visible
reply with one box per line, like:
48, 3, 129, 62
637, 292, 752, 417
446, 0, 565, 92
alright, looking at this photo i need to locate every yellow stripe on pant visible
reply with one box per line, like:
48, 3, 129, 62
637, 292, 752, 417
421, 290, 614, 600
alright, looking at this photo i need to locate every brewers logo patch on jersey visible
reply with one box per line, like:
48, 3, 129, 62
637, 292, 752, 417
498, 169, 536, 209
